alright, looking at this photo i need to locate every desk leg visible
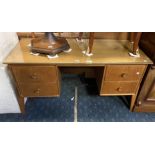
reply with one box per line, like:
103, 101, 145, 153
130, 82, 141, 111
17, 91, 25, 114
9, 65, 25, 114
130, 95, 137, 111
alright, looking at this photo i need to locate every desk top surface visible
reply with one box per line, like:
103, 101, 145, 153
4, 38, 152, 66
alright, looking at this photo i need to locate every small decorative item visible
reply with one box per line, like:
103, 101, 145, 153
31, 32, 70, 56
77, 32, 95, 56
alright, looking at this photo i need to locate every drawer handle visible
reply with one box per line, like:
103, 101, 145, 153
34, 88, 40, 94
116, 87, 122, 92
30, 73, 38, 80
121, 73, 127, 78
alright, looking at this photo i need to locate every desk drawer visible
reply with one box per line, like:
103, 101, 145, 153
19, 83, 59, 97
101, 81, 138, 95
11, 65, 58, 83
104, 65, 146, 81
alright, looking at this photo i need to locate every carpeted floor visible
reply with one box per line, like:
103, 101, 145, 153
0, 74, 155, 122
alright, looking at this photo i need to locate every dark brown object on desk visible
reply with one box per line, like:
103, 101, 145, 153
130, 32, 142, 55
31, 32, 70, 55
133, 32, 142, 54
130, 32, 135, 42
88, 32, 95, 54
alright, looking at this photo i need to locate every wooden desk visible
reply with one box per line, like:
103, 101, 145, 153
4, 39, 152, 113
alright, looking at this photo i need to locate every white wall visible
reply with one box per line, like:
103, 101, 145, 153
0, 32, 19, 63
0, 32, 21, 113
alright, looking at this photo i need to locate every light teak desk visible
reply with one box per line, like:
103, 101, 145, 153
4, 39, 152, 113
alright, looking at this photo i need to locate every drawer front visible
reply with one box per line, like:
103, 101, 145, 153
11, 65, 58, 83
18, 83, 59, 97
104, 65, 146, 81
101, 81, 138, 95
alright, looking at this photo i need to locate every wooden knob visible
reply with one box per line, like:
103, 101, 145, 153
30, 73, 38, 79
121, 73, 127, 78
116, 87, 122, 92
34, 89, 40, 94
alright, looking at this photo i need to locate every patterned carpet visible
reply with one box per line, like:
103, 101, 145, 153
0, 74, 155, 122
